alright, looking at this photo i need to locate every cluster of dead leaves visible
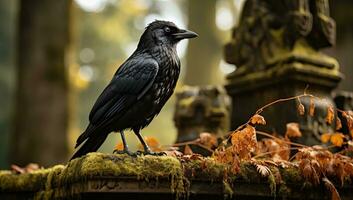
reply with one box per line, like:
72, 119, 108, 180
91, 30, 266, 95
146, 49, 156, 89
295, 146, 353, 187
213, 115, 264, 173
298, 97, 353, 148
257, 138, 290, 161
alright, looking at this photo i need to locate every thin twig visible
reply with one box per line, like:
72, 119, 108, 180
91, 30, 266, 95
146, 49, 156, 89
256, 130, 309, 148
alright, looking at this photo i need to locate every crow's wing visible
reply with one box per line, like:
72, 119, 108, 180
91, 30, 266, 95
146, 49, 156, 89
89, 57, 159, 124
75, 57, 159, 148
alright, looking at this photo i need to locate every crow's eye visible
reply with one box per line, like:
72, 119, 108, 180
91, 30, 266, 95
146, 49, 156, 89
164, 27, 171, 33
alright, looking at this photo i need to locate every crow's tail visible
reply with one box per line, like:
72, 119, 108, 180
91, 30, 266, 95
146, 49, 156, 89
70, 133, 108, 161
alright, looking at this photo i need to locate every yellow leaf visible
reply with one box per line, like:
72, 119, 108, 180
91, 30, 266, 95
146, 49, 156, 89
250, 114, 266, 125
321, 133, 331, 143
330, 133, 344, 147
137, 136, 162, 152
285, 123, 302, 138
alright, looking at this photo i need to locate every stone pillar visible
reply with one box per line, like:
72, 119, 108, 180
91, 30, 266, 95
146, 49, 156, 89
224, 0, 341, 145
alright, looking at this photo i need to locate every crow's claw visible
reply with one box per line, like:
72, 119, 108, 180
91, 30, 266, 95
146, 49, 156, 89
137, 150, 166, 156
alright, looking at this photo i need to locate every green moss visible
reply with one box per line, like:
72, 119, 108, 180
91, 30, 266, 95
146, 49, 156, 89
0, 165, 65, 192
279, 165, 303, 184
183, 157, 226, 180
0, 153, 186, 199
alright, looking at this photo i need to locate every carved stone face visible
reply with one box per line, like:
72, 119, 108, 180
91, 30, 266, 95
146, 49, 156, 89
174, 85, 231, 143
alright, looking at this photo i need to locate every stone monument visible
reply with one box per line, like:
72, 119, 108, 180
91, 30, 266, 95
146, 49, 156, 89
224, 0, 342, 145
174, 85, 231, 143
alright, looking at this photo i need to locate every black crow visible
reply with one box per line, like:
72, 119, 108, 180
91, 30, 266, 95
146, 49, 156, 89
71, 20, 197, 160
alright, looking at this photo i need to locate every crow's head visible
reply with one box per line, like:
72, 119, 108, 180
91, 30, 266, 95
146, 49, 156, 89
138, 20, 198, 49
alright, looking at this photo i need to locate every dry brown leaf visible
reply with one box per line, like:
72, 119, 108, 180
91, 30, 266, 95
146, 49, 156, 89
300, 159, 320, 185
330, 133, 344, 147
336, 118, 342, 131
323, 177, 341, 200
309, 97, 315, 116
250, 114, 266, 125
11, 165, 25, 174
298, 103, 305, 116
11, 163, 41, 174
184, 145, 193, 155
343, 111, 353, 138
321, 133, 331, 144
257, 138, 290, 161
285, 123, 302, 138
326, 106, 335, 124
199, 132, 218, 148
230, 125, 257, 160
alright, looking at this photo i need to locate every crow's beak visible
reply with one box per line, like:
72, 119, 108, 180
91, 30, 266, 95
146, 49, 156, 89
172, 29, 198, 40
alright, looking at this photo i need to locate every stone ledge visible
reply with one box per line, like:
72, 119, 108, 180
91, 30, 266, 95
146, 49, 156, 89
0, 153, 352, 200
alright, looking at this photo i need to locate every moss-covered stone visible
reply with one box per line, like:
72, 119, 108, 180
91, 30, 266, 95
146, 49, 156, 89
1, 153, 351, 199
0, 153, 186, 199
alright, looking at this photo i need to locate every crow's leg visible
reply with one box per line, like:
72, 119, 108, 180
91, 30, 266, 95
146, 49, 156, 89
133, 129, 165, 156
113, 130, 135, 156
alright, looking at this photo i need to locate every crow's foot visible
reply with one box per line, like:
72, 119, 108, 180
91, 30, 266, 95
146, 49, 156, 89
136, 150, 166, 156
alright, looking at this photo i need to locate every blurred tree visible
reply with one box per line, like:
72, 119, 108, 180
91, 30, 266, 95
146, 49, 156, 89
184, 0, 223, 86
0, 0, 17, 168
10, 0, 73, 166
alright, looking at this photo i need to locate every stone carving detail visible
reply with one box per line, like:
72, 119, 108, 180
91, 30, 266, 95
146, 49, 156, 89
174, 86, 231, 143
224, 0, 336, 75
224, 0, 341, 145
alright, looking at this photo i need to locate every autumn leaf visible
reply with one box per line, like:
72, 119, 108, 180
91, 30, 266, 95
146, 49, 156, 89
115, 142, 124, 151
336, 118, 342, 131
330, 133, 344, 147
250, 114, 266, 125
299, 158, 321, 185
11, 163, 41, 174
184, 145, 193, 155
298, 103, 305, 116
257, 138, 290, 161
230, 125, 257, 160
343, 111, 353, 138
199, 132, 218, 148
321, 133, 331, 144
323, 177, 341, 200
285, 123, 302, 138
309, 97, 315, 117
137, 136, 162, 152
326, 106, 335, 124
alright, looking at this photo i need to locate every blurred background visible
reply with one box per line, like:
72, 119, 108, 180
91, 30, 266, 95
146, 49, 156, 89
0, 0, 352, 168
